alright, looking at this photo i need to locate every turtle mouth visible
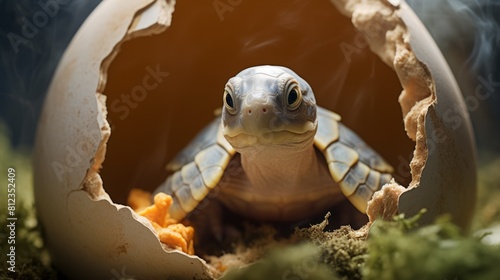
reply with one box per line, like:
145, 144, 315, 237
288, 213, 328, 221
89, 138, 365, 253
223, 120, 317, 138
224, 127, 317, 149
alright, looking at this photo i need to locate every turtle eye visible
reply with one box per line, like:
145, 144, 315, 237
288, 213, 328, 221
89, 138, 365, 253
223, 85, 237, 114
285, 81, 302, 110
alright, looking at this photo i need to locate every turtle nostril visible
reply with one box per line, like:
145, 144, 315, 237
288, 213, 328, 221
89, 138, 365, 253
262, 108, 267, 113
248, 109, 252, 114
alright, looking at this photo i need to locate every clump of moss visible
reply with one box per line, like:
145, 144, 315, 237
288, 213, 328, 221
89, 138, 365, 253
204, 223, 289, 277
295, 213, 368, 279
0, 122, 57, 279
364, 210, 500, 280
220, 208, 500, 280
0, 205, 57, 279
216, 212, 368, 279
212, 212, 369, 279
219, 243, 339, 280
473, 157, 500, 229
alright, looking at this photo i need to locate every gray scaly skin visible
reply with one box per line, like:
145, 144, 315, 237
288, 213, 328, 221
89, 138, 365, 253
155, 65, 393, 223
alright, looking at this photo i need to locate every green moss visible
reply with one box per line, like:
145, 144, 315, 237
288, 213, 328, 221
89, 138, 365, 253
295, 213, 368, 279
473, 157, 500, 230
0, 122, 57, 279
220, 243, 339, 280
364, 211, 500, 280
0, 206, 57, 279
222, 209, 500, 280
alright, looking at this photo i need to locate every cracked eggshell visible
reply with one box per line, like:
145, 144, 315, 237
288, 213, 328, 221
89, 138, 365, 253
335, 0, 476, 230
33, 0, 212, 279
397, 1, 477, 229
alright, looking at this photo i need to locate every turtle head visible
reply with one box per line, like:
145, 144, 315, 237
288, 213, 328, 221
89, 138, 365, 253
222, 65, 318, 152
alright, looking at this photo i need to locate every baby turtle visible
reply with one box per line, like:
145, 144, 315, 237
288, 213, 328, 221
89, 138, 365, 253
155, 65, 393, 222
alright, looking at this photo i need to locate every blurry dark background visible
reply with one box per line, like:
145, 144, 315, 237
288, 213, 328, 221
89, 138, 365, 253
0, 0, 498, 158
0, 0, 101, 146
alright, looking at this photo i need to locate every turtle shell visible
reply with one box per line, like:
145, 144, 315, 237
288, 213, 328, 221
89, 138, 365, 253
155, 106, 393, 220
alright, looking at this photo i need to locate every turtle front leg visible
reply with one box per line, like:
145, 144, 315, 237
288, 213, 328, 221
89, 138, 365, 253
184, 197, 245, 255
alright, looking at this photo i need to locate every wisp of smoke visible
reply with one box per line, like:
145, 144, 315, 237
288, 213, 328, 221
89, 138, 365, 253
408, 0, 500, 153
448, 0, 500, 75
